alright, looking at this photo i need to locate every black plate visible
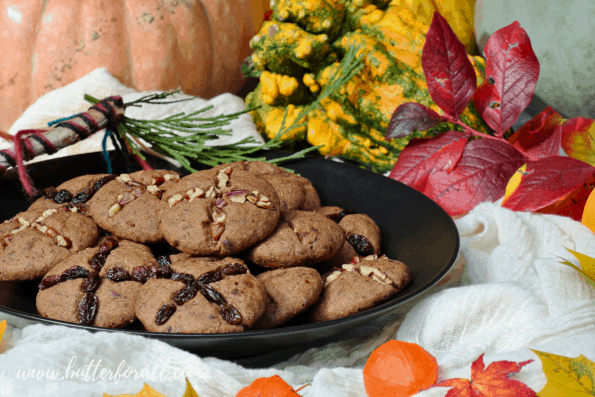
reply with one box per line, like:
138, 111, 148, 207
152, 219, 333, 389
0, 150, 459, 360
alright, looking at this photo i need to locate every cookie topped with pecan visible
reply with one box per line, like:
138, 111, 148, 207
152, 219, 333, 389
159, 167, 281, 256
36, 237, 162, 328
0, 207, 99, 281
307, 255, 412, 323
134, 257, 268, 333
87, 170, 181, 243
212, 161, 321, 211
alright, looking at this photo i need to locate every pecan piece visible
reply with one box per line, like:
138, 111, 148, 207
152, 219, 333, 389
210, 222, 225, 241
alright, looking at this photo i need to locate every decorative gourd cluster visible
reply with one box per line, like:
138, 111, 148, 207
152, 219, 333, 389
245, 0, 493, 172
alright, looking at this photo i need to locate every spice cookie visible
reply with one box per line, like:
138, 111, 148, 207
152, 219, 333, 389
87, 170, 181, 243
308, 255, 412, 323
36, 237, 162, 328
0, 207, 99, 281
212, 161, 321, 211
246, 210, 345, 269
135, 257, 268, 333
159, 167, 280, 256
318, 210, 382, 269
253, 267, 323, 329
29, 174, 116, 212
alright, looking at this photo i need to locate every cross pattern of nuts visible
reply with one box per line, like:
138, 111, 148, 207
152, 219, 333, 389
324, 254, 395, 287
166, 167, 273, 242
2, 209, 73, 248
108, 173, 180, 218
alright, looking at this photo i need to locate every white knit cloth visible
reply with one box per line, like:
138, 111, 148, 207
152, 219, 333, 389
0, 69, 594, 396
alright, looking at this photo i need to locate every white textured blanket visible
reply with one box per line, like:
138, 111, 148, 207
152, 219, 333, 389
0, 69, 593, 397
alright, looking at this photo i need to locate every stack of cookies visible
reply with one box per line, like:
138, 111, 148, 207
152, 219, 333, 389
0, 162, 412, 333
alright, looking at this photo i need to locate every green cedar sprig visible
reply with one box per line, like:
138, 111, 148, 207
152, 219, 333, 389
84, 45, 364, 171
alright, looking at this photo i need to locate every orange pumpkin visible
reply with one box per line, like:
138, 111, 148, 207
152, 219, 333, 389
0, 0, 270, 131
363, 340, 439, 397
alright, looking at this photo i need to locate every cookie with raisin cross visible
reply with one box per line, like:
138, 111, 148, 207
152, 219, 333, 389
36, 237, 164, 328
212, 161, 321, 211
159, 167, 281, 256
87, 170, 181, 243
134, 257, 268, 333
0, 206, 99, 281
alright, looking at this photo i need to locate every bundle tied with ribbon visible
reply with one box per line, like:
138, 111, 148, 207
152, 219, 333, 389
0, 96, 126, 197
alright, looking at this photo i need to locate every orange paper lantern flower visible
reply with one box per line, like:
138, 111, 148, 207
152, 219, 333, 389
363, 340, 439, 397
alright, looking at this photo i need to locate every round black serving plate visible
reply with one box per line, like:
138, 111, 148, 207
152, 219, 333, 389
0, 150, 459, 362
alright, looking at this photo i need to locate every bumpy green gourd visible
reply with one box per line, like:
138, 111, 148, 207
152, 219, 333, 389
245, 0, 492, 173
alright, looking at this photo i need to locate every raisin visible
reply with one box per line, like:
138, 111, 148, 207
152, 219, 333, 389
53, 189, 73, 204
82, 273, 101, 292
39, 274, 62, 290
339, 209, 356, 221
171, 272, 195, 285
131, 265, 155, 283
173, 284, 198, 305
196, 269, 223, 285
43, 187, 57, 200
222, 263, 247, 276
88, 254, 106, 271
93, 175, 116, 192
99, 236, 119, 253
155, 264, 172, 279
77, 293, 98, 325
72, 188, 93, 204
155, 303, 176, 325
61, 266, 89, 281
326, 213, 341, 223
347, 234, 374, 256
198, 284, 226, 305
106, 267, 131, 282
219, 303, 242, 325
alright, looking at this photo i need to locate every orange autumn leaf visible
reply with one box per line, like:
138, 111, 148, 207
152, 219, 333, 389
430, 354, 536, 397
235, 375, 301, 397
104, 378, 198, 397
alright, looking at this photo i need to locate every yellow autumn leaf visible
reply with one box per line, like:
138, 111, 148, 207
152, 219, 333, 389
532, 349, 595, 396
554, 248, 595, 289
400, 0, 477, 54
501, 163, 528, 205
181, 378, 200, 397
104, 378, 199, 397
0, 320, 6, 344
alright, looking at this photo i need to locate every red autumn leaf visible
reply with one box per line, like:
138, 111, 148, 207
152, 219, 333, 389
507, 106, 565, 160
386, 103, 444, 139
235, 375, 301, 397
537, 174, 595, 221
263, 10, 273, 21
424, 139, 527, 216
431, 354, 536, 397
501, 156, 595, 212
422, 11, 477, 119
388, 131, 468, 192
560, 117, 595, 166
473, 21, 540, 136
